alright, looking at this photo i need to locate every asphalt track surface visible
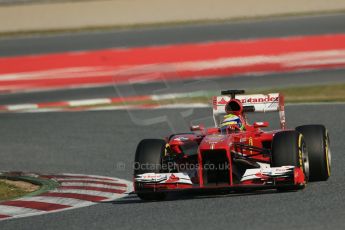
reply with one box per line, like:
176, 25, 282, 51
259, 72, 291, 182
0, 104, 344, 230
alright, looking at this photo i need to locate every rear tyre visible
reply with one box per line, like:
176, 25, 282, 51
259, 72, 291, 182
271, 131, 308, 191
134, 139, 167, 201
296, 125, 331, 181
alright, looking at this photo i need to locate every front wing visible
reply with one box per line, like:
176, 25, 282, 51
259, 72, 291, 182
134, 166, 306, 193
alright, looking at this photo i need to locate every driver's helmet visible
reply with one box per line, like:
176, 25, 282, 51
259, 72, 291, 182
220, 114, 245, 133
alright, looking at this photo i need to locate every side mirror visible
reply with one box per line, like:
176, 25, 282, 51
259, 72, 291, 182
253, 121, 269, 128
190, 124, 205, 132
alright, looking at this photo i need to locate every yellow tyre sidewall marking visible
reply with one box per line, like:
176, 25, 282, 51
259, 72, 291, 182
165, 143, 170, 156
325, 130, 331, 177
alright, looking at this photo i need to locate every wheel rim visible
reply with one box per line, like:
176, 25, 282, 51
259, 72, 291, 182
301, 140, 310, 180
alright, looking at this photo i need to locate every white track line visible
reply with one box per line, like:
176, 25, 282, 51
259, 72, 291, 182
54, 178, 120, 183
17, 196, 93, 207
68, 98, 112, 107
59, 182, 126, 189
48, 189, 125, 198
6, 104, 38, 111
57, 173, 121, 181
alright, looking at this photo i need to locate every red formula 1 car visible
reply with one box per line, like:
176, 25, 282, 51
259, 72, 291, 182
133, 90, 331, 200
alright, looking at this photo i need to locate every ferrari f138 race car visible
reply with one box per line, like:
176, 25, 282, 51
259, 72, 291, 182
134, 90, 331, 200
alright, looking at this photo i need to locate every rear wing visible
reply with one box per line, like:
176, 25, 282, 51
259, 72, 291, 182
212, 93, 286, 129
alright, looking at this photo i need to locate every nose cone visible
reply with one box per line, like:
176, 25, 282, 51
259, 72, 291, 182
200, 134, 229, 150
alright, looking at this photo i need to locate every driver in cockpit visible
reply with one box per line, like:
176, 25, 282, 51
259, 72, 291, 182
220, 114, 245, 134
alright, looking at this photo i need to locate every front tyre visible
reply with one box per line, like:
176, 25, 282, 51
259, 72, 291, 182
134, 139, 167, 201
271, 131, 309, 191
296, 125, 331, 181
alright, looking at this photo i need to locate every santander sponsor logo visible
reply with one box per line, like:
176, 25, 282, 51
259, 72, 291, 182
242, 95, 279, 104
217, 95, 278, 105
218, 98, 228, 104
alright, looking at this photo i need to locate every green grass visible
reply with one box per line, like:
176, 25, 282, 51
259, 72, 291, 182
119, 83, 345, 105
249, 84, 345, 103
0, 181, 28, 201
166, 83, 345, 104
